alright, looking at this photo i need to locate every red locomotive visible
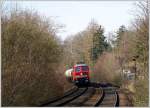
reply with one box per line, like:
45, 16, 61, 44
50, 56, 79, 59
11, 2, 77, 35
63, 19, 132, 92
65, 64, 90, 84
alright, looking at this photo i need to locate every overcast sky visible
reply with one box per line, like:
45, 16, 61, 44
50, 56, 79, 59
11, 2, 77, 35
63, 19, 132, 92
5, 1, 137, 40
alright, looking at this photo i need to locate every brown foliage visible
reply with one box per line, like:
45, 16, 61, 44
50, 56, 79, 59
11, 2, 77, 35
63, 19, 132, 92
93, 52, 121, 84
2, 10, 65, 106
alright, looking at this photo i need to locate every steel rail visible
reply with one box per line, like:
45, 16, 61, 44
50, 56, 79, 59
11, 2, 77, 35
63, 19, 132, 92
56, 87, 88, 106
95, 86, 119, 107
94, 87, 105, 106
39, 87, 79, 106
114, 91, 119, 107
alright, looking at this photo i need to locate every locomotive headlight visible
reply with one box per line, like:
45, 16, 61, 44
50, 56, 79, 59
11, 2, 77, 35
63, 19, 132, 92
80, 73, 83, 75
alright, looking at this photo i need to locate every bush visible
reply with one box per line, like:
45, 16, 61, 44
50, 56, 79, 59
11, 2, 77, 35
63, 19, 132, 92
112, 73, 123, 86
134, 79, 149, 106
93, 52, 121, 85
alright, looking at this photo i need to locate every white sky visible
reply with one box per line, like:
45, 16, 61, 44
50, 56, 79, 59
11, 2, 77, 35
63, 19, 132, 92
6, 1, 137, 40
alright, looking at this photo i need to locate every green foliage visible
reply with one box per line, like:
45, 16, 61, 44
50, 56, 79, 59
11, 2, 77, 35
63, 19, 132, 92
115, 25, 126, 45
91, 26, 110, 62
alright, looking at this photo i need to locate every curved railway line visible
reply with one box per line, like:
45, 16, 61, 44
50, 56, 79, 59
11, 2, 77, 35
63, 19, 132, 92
95, 86, 119, 107
40, 83, 120, 107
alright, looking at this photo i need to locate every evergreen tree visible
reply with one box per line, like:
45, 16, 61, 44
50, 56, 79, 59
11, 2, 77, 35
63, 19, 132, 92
115, 25, 126, 46
91, 26, 109, 62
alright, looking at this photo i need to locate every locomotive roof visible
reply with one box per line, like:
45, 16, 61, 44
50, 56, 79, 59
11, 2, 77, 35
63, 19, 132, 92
74, 64, 88, 67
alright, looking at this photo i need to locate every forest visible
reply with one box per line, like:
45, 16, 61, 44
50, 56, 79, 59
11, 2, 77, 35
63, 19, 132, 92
1, 1, 149, 106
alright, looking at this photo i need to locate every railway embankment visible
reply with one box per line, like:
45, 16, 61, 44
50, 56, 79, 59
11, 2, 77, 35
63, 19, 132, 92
118, 88, 134, 106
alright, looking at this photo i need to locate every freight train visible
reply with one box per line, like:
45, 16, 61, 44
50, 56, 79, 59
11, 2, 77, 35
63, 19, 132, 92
65, 64, 90, 85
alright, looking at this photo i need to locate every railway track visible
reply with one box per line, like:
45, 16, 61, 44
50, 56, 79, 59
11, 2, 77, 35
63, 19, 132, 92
40, 87, 79, 106
95, 86, 119, 107
63, 87, 95, 107
40, 83, 120, 107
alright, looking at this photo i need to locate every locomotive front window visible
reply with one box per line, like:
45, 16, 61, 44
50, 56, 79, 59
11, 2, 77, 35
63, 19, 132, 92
82, 66, 89, 71
75, 67, 80, 72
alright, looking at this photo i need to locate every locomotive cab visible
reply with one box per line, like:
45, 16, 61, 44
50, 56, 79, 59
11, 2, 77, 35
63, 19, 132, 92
72, 64, 90, 85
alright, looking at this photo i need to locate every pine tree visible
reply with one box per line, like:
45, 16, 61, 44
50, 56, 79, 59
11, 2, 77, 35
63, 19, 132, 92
91, 26, 109, 63
115, 25, 126, 47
